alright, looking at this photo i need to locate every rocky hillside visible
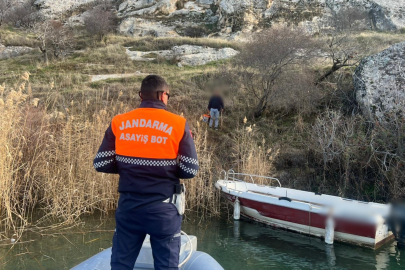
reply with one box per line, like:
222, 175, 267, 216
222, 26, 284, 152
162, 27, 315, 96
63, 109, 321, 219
33, 0, 405, 38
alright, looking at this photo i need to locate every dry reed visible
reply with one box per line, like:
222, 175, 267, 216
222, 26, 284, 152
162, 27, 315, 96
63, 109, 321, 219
231, 118, 279, 186
0, 74, 222, 237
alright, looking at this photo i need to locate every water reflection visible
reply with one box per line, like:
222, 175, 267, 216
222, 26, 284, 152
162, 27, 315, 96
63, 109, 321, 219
0, 214, 403, 269
182, 217, 404, 270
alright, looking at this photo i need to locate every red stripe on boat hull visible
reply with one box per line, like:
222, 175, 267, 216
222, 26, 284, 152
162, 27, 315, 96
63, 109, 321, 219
222, 192, 376, 239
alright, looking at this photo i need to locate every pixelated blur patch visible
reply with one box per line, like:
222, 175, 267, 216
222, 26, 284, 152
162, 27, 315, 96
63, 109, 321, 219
189, 130, 193, 138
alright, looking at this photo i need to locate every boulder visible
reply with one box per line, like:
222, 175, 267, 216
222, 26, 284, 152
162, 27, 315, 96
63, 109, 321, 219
125, 48, 172, 61
374, 0, 405, 29
118, 0, 157, 14
218, 0, 268, 14
174, 45, 239, 66
184, 1, 205, 12
354, 42, 405, 125
67, 10, 91, 27
119, 18, 179, 37
0, 46, 34, 60
118, 0, 177, 17
167, 1, 206, 17
217, 0, 267, 33
125, 44, 239, 66
197, 0, 214, 8
264, 0, 404, 33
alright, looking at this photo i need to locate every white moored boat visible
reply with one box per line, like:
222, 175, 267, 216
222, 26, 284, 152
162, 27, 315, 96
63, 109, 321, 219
215, 170, 396, 249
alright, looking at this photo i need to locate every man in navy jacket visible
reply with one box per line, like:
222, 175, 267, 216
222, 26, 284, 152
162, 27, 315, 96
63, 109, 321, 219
94, 75, 199, 270
207, 92, 224, 130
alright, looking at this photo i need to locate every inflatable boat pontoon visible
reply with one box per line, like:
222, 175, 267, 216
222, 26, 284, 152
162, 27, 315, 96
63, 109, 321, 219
71, 234, 223, 270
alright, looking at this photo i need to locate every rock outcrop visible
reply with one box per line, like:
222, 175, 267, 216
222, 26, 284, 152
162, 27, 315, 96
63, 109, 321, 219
118, 0, 219, 37
125, 44, 239, 66
34, 0, 98, 17
354, 42, 405, 125
117, 0, 405, 37
173, 45, 239, 65
0, 45, 34, 60
32, 0, 405, 37
119, 17, 179, 37
118, 0, 177, 17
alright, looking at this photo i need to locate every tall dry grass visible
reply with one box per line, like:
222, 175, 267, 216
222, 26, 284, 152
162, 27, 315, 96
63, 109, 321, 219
230, 118, 280, 186
0, 75, 120, 238
0, 76, 33, 238
0, 74, 222, 237
184, 121, 220, 217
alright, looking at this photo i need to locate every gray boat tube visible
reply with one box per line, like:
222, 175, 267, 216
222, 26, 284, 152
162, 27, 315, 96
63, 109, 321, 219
71, 235, 223, 270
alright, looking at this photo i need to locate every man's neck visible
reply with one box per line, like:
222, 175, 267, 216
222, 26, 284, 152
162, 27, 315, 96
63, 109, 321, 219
139, 99, 167, 110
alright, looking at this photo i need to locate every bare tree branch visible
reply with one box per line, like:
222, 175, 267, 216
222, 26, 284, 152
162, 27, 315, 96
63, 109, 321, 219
238, 26, 315, 117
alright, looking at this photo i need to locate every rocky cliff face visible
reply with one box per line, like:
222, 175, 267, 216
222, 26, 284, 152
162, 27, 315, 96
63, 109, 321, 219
34, 0, 405, 38
354, 42, 405, 125
115, 0, 405, 38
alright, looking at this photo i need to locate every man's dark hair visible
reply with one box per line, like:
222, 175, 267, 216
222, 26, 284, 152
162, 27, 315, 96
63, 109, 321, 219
140, 75, 169, 100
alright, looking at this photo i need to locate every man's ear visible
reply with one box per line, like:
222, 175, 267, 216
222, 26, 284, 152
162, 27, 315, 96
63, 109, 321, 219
138, 91, 143, 100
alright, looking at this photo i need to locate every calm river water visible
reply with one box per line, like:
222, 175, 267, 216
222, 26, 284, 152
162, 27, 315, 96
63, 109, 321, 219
0, 214, 403, 269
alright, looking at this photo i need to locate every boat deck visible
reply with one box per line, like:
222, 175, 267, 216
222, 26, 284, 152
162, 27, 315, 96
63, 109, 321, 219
248, 190, 326, 207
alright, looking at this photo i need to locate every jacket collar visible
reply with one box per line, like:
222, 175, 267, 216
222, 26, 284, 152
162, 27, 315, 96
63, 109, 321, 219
139, 99, 167, 110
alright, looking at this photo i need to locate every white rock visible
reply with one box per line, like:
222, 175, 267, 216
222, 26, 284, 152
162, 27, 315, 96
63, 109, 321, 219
184, 1, 204, 11
196, 0, 214, 8
0, 46, 34, 60
90, 73, 146, 82
354, 42, 405, 125
219, 0, 268, 14
125, 48, 172, 61
373, 0, 405, 29
168, 1, 206, 17
265, 0, 405, 33
222, 27, 232, 34
126, 44, 239, 66
34, 0, 98, 17
155, 0, 178, 14
67, 10, 91, 27
118, 0, 177, 17
119, 18, 179, 37
176, 45, 239, 66
118, 0, 156, 13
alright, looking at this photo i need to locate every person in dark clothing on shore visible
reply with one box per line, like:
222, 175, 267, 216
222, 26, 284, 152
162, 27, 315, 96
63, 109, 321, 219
207, 92, 224, 130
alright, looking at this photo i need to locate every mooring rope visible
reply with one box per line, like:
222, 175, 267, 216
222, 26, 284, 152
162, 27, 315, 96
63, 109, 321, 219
178, 230, 193, 268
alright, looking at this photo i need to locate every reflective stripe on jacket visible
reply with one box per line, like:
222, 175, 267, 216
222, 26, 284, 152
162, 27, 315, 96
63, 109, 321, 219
93, 100, 199, 209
